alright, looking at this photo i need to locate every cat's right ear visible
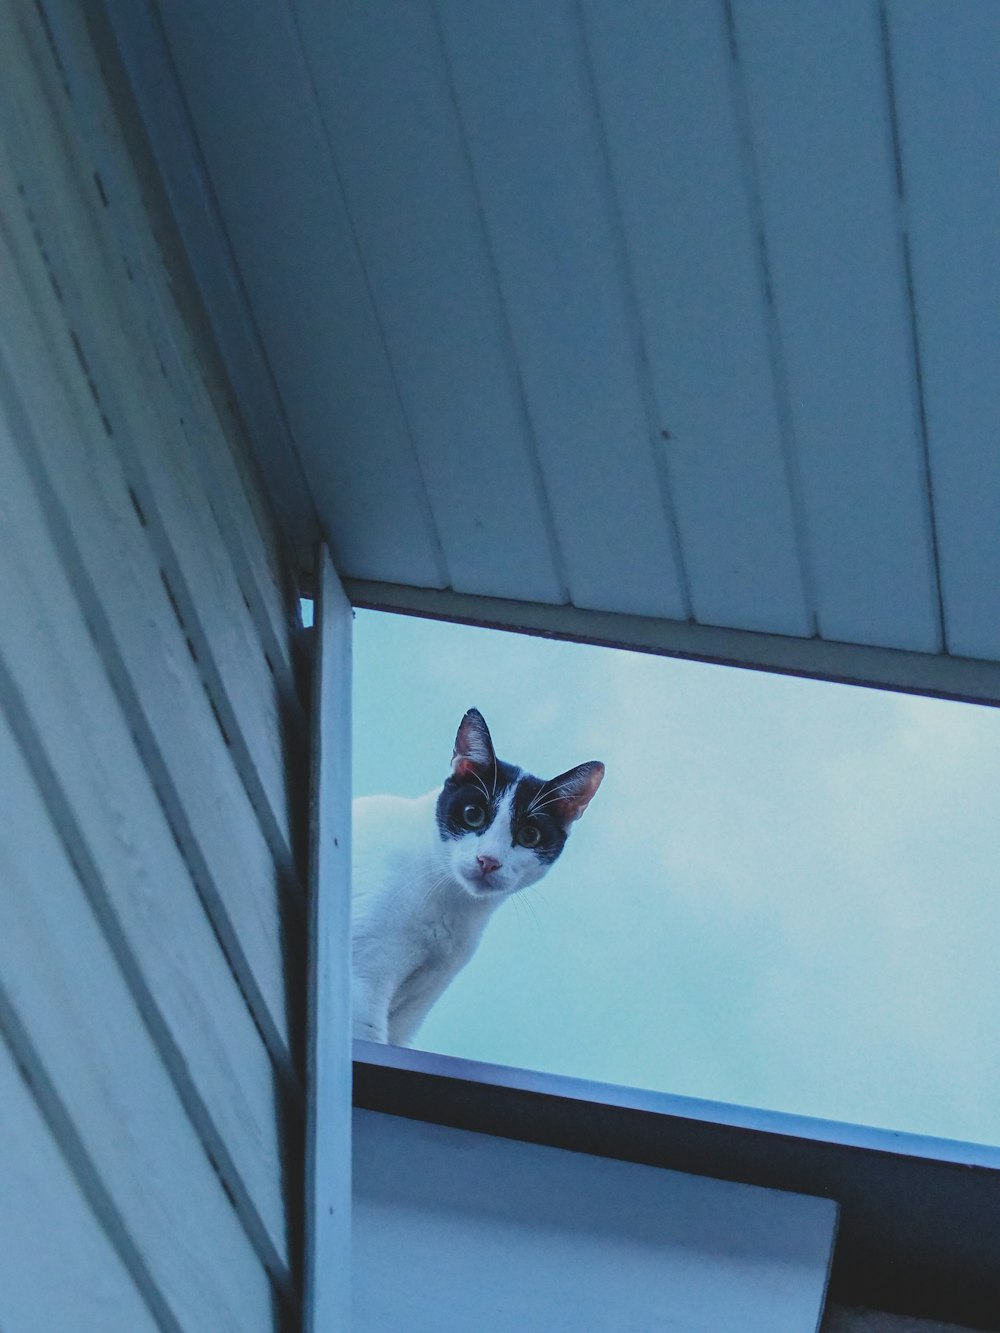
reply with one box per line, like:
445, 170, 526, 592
452, 708, 496, 779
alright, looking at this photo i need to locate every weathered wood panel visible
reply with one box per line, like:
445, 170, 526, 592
0, 6, 309, 1326
0, 1038, 160, 1333
0, 396, 292, 1287
0, 709, 276, 1331
305, 548, 353, 1331
78, 0, 303, 696
887, 0, 1000, 661
731, 0, 941, 652
11, 0, 304, 887
0, 190, 293, 1072
435, 1, 687, 620
580, 0, 813, 635
96, 0, 320, 578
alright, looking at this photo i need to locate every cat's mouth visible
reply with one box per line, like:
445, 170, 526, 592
462, 867, 509, 895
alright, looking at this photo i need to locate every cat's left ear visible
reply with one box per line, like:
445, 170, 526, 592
451, 708, 496, 779
543, 760, 604, 823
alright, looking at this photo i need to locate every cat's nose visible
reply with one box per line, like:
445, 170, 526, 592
476, 854, 501, 875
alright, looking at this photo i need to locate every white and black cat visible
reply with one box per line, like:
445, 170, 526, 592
352, 708, 604, 1045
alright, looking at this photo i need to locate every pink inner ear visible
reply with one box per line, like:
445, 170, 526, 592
554, 761, 604, 821
452, 709, 495, 774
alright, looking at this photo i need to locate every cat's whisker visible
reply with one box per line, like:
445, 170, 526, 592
526, 780, 574, 814
525, 793, 567, 815
381, 867, 448, 912
520, 893, 543, 939
415, 874, 451, 917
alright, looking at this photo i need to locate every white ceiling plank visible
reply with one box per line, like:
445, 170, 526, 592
731, 0, 942, 653
154, 0, 446, 589
581, 0, 813, 637
435, 0, 687, 621
292, 0, 566, 604
887, 1, 1000, 661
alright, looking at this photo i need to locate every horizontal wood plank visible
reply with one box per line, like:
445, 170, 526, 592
0, 1037, 161, 1333
0, 709, 277, 1332
0, 398, 293, 1287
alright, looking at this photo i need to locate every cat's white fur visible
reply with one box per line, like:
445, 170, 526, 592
351, 712, 602, 1045
352, 788, 544, 1044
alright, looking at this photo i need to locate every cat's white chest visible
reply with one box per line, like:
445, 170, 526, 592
420, 907, 467, 953
351, 791, 491, 1043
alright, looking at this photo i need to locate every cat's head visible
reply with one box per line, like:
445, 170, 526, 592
435, 708, 603, 900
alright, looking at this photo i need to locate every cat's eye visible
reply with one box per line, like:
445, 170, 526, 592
517, 824, 541, 848
462, 802, 487, 829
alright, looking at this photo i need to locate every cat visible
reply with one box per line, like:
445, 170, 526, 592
351, 708, 604, 1046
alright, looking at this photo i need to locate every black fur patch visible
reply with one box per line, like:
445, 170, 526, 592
435, 758, 520, 841
436, 763, 572, 866
509, 775, 570, 865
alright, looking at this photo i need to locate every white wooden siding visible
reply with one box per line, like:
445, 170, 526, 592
0, 1, 307, 1326
0, 1040, 159, 1333
0, 710, 274, 1331
305, 549, 353, 1332
0, 408, 290, 1282
120, 0, 1000, 683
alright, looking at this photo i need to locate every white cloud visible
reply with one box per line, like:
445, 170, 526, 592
357, 613, 1000, 1144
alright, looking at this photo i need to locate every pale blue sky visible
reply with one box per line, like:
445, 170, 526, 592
353, 607, 1000, 1147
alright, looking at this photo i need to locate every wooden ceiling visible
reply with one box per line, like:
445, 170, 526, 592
106, 0, 1000, 693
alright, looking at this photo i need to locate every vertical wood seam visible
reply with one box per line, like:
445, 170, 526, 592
430, 0, 574, 606
282, 0, 453, 593
572, 0, 693, 621
720, 0, 820, 639
304, 546, 353, 1332
877, 0, 948, 655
